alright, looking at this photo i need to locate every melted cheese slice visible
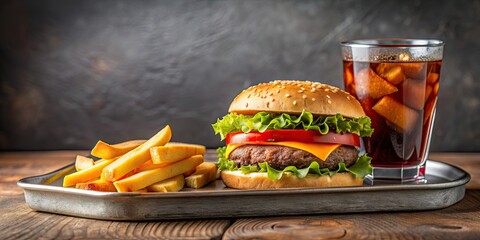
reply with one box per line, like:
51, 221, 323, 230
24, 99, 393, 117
226, 142, 340, 161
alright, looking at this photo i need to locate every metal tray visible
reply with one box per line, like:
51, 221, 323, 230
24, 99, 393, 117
18, 158, 470, 221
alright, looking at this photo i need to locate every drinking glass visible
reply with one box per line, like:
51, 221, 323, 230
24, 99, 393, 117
341, 39, 444, 181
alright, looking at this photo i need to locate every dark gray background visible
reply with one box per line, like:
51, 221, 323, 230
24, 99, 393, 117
1, 0, 479, 151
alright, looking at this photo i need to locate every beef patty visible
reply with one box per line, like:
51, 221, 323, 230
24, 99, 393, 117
229, 145, 359, 170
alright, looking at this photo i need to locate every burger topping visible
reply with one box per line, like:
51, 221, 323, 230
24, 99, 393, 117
226, 130, 360, 147
216, 147, 372, 180
225, 142, 340, 161
212, 110, 373, 141
229, 145, 359, 170
225, 130, 361, 161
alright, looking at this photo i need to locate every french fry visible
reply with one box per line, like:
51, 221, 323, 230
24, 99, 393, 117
94, 159, 106, 164
117, 170, 135, 181
355, 68, 398, 99
91, 139, 146, 159
134, 160, 169, 172
183, 168, 196, 177
76, 179, 117, 192
372, 96, 419, 133
113, 155, 203, 192
75, 155, 94, 171
185, 162, 217, 189
147, 175, 185, 192
150, 143, 206, 164
102, 125, 172, 181
63, 157, 117, 187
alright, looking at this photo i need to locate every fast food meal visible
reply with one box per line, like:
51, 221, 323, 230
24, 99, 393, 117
212, 80, 373, 189
62, 125, 217, 192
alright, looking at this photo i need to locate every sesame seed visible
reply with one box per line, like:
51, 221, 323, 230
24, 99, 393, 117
346, 96, 351, 100
298, 90, 304, 93
276, 89, 280, 93
293, 100, 297, 105
286, 94, 291, 98
247, 94, 251, 98
266, 102, 270, 108
246, 102, 249, 107
302, 95, 307, 99
327, 99, 332, 104
312, 98, 316, 101
326, 95, 331, 99
269, 92, 273, 96
272, 98, 275, 102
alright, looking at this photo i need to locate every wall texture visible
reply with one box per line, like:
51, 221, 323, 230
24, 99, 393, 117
1, 0, 479, 151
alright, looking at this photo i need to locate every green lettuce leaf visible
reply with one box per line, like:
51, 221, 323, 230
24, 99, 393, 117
215, 147, 372, 180
212, 110, 373, 140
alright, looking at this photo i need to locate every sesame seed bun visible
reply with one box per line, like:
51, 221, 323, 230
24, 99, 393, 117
228, 80, 365, 118
221, 170, 364, 189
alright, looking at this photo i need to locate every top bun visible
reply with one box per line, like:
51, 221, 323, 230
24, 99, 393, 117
229, 80, 365, 118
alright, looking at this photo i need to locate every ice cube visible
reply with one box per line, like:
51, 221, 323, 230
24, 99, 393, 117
372, 96, 419, 133
355, 68, 398, 99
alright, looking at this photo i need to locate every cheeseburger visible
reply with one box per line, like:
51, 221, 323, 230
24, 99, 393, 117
212, 80, 373, 189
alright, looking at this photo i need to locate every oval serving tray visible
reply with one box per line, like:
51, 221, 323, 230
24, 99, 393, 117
18, 154, 470, 221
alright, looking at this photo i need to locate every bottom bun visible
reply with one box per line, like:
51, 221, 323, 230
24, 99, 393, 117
221, 170, 364, 189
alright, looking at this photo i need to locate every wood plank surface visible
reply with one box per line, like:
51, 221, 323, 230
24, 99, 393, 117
0, 196, 230, 240
0, 151, 83, 195
0, 151, 479, 240
224, 190, 480, 239
0, 151, 230, 240
0, 195, 230, 240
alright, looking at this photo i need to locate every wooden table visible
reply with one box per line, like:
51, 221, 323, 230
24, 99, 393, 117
1, 152, 479, 239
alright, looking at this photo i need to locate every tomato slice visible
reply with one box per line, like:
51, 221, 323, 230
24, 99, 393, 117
226, 130, 360, 147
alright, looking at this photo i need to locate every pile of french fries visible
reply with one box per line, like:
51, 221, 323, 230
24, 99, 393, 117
62, 125, 217, 192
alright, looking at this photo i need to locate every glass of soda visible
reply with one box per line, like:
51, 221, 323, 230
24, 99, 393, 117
340, 39, 444, 181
